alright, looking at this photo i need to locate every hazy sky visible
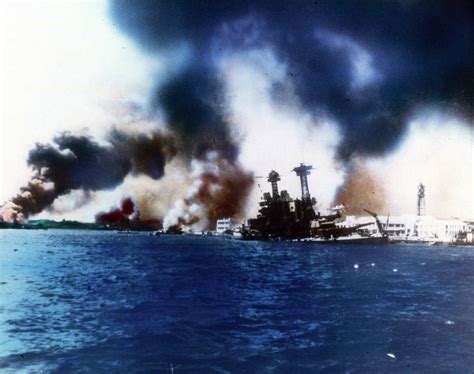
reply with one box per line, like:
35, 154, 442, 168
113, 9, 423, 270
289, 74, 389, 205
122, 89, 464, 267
0, 0, 158, 204
0, 1, 472, 222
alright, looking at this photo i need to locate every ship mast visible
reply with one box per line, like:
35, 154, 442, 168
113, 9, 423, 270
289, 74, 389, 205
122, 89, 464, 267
267, 170, 281, 199
292, 163, 314, 202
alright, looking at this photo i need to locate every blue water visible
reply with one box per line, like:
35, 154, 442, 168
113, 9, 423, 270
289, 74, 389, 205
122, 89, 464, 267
0, 230, 473, 373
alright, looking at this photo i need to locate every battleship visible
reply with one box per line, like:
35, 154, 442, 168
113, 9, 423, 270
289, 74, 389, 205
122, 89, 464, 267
241, 163, 388, 243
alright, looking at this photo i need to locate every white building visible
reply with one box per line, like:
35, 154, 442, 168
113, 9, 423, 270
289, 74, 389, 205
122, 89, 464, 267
216, 218, 238, 234
339, 214, 468, 243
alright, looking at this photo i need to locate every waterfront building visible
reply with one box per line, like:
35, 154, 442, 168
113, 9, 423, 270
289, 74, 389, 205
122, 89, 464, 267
216, 218, 238, 234
339, 215, 469, 243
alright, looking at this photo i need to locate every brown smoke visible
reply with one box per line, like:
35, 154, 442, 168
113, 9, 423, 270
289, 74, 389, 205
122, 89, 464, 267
9, 179, 56, 221
163, 153, 254, 230
334, 160, 387, 215
198, 162, 254, 227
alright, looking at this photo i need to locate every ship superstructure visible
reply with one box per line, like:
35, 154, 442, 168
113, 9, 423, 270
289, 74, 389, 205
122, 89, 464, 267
246, 166, 317, 239
244, 164, 380, 241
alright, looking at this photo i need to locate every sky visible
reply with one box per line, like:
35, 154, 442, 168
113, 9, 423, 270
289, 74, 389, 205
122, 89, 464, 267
0, 0, 159, 217
0, 0, 473, 223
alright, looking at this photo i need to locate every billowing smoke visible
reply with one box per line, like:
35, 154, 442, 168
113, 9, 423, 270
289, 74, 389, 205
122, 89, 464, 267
107, 0, 472, 221
163, 151, 253, 231
2, 1, 472, 224
334, 159, 387, 216
95, 196, 162, 230
96, 197, 137, 225
111, 0, 473, 161
157, 65, 238, 162
2, 130, 176, 221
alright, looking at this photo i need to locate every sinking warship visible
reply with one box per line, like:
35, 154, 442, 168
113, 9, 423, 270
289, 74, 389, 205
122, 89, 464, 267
242, 164, 388, 243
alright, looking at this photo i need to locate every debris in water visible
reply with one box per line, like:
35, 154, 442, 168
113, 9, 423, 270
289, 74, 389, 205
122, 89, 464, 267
353, 264, 359, 269
445, 320, 455, 325
393, 268, 398, 272
387, 353, 396, 359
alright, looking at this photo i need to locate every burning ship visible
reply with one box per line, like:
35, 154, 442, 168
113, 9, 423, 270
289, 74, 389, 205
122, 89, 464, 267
242, 163, 388, 243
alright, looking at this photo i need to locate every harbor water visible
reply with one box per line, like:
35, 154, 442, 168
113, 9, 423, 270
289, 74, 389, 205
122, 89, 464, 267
1, 230, 473, 373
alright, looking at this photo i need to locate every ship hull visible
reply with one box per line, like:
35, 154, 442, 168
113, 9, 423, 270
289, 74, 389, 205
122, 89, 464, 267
299, 235, 390, 245
239, 230, 390, 244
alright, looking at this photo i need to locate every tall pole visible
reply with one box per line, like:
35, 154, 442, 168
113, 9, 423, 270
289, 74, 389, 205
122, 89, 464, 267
417, 183, 425, 216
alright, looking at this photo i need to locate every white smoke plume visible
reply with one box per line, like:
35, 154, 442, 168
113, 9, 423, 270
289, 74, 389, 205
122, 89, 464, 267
163, 151, 253, 231
218, 49, 345, 216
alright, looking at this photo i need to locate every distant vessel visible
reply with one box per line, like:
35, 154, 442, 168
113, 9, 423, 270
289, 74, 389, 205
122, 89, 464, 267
241, 164, 386, 243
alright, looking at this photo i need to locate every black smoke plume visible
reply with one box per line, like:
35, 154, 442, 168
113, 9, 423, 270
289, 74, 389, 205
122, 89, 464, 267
156, 65, 238, 161
111, 0, 473, 160
3, 1, 472, 223
2, 130, 176, 221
